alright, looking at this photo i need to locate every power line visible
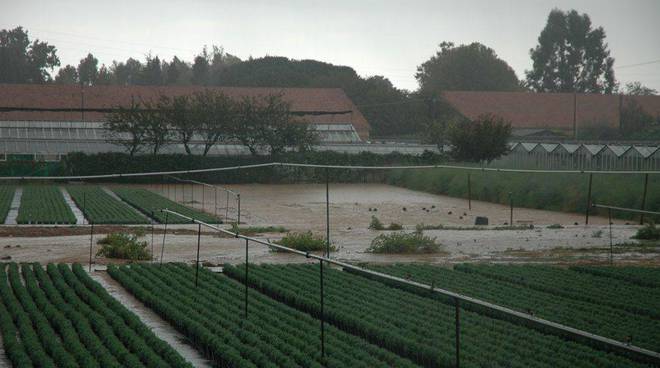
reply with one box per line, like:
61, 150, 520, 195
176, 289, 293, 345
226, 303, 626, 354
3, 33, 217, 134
615, 59, 660, 69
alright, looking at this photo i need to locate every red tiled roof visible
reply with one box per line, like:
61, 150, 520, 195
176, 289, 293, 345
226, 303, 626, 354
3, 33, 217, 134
442, 91, 660, 132
0, 84, 370, 140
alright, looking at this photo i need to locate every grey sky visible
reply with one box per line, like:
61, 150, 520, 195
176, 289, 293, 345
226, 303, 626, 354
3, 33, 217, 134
2, 0, 659, 92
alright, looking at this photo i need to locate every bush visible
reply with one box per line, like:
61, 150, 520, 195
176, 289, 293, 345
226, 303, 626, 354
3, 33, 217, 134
547, 224, 564, 229
369, 216, 403, 231
367, 230, 441, 254
632, 222, 660, 240
230, 223, 288, 235
96, 233, 151, 261
274, 231, 334, 252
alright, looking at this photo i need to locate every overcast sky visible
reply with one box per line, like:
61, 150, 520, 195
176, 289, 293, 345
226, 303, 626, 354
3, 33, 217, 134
2, 0, 659, 92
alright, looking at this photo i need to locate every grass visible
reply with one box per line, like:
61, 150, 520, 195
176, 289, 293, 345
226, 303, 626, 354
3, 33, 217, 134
368, 216, 403, 231
96, 232, 151, 261
416, 223, 534, 231
632, 222, 660, 240
230, 223, 288, 236
367, 229, 443, 254
273, 231, 335, 252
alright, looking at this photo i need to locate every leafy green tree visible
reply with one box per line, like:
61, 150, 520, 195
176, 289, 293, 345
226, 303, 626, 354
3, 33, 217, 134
447, 113, 512, 163
624, 81, 657, 96
192, 89, 237, 156
104, 101, 149, 156
620, 99, 655, 136
192, 51, 210, 86
55, 65, 78, 84
163, 56, 191, 85
0, 26, 60, 83
141, 54, 163, 85
140, 99, 172, 154
158, 95, 195, 154
416, 41, 520, 93
526, 9, 616, 94
111, 58, 142, 85
77, 53, 98, 86
96, 64, 113, 85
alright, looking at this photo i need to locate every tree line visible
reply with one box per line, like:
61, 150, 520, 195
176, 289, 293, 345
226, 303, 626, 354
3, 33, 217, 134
105, 91, 317, 157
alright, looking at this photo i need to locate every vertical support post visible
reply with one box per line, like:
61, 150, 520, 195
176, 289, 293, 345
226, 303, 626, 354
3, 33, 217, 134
226, 191, 230, 221
202, 185, 205, 212
608, 208, 613, 265
509, 192, 513, 227
585, 173, 593, 225
319, 259, 325, 358
88, 222, 94, 272
237, 194, 241, 224
640, 173, 649, 225
467, 173, 472, 211
150, 211, 155, 263
455, 297, 460, 368
325, 168, 330, 258
160, 212, 169, 266
244, 238, 249, 319
214, 187, 218, 218
83, 192, 86, 225
195, 222, 201, 287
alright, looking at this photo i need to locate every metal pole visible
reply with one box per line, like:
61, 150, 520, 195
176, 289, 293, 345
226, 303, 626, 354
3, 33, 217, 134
319, 259, 325, 358
150, 211, 155, 263
237, 194, 241, 224
455, 297, 460, 368
226, 191, 230, 221
195, 222, 201, 287
214, 187, 218, 218
585, 173, 593, 225
640, 173, 649, 225
83, 192, 86, 225
467, 173, 472, 211
88, 222, 94, 272
244, 238, 249, 319
160, 212, 169, 266
608, 208, 613, 265
325, 168, 330, 258
509, 192, 513, 227
202, 185, 205, 212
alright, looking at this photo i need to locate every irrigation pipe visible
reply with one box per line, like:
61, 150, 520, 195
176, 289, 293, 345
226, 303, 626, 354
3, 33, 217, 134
1, 162, 659, 181
161, 208, 660, 365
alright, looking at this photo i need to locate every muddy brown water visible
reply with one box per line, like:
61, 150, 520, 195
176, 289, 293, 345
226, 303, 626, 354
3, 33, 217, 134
0, 183, 654, 265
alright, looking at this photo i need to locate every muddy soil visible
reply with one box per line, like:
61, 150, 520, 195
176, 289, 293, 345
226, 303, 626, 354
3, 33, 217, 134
0, 183, 656, 266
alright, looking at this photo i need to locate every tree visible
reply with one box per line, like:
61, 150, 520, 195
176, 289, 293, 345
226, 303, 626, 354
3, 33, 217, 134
141, 54, 163, 85
55, 65, 78, 84
447, 113, 512, 163
624, 81, 657, 96
140, 99, 171, 154
111, 58, 142, 85
416, 42, 520, 93
78, 53, 98, 86
526, 9, 616, 94
159, 95, 195, 154
192, 49, 210, 85
193, 90, 237, 156
96, 64, 113, 85
0, 26, 59, 83
163, 56, 191, 85
104, 100, 149, 156
620, 99, 655, 136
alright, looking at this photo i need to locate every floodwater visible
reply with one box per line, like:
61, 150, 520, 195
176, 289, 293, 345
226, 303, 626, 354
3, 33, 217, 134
0, 183, 655, 266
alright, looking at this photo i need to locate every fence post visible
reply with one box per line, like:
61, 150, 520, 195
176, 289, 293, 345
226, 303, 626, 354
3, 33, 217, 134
83, 192, 86, 225
226, 191, 230, 221
160, 211, 169, 266
467, 173, 472, 211
508, 192, 513, 227
150, 210, 155, 263
326, 168, 330, 258
320, 259, 325, 358
455, 297, 460, 368
608, 208, 613, 265
585, 173, 593, 225
88, 222, 94, 272
195, 222, 201, 287
202, 185, 205, 212
244, 238, 249, 319
237, 194, 241, 224
214, 187, 218, 218
640, 173, 649, 225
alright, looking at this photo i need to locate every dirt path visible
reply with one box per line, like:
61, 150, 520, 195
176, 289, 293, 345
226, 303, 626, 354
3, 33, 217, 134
89, 268, 212, 368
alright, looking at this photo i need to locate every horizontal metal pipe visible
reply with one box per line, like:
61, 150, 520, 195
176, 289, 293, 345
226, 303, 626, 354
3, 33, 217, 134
161, 208, 660, 364
166, 175, 239, 196
592, 203, 660, 216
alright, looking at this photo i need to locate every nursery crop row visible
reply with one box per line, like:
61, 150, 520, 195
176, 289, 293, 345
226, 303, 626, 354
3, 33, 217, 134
0, 186, 15, 223
569, 265, 660, 288
363, 264, 660, 352
112, 188, 219, 224
454, 264, 660, 319
0, 263, 192, 368
66, 186, 148, 224
16, 186, 76, 224
223, 264, 648, 368
107, 263, 422, 368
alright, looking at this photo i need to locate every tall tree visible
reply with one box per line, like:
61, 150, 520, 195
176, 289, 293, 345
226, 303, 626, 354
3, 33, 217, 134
96, 64, 113, 85
111, 58, 142, 85
55, 65, 78, 84
192, 48, 210, 85
0, 26, 59, 83
193, 89, 237, 156
141, 54, 163, 85
526, 9, 616, 94
77, 53, 98, 86
447, 113, 512, 163
415, 42, 520, 93
624, 81, 657, 96
104, 100, 149, 156
159, 94, 195, 154
163, 56, 191, 85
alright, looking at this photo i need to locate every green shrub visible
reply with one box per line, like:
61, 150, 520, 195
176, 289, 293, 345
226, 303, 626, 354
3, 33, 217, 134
230, 223, 288, 235
632, 222, 660, 240
367, 230, 441, 254
547, 224, 564, 229
96, 233, 151, 261
274, 231, 334, 252
369, 216, 403, 231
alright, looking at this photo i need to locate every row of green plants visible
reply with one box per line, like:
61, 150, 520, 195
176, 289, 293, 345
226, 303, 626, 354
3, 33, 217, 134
362, 264, 660, 352
386, 169, 660, 221
0, 186, 15, 223
223, 263, 643, 368
112, 188, 219, 224
0, 262, 191, 367
66, 186, 149, 224
454, 264, 660, 320
107, 263, 422, 367
569, 265, 660, 288
16, 186, 76, 224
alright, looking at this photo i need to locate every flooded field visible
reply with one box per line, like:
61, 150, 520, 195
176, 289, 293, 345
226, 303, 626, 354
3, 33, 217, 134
0, 183, 656, 266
